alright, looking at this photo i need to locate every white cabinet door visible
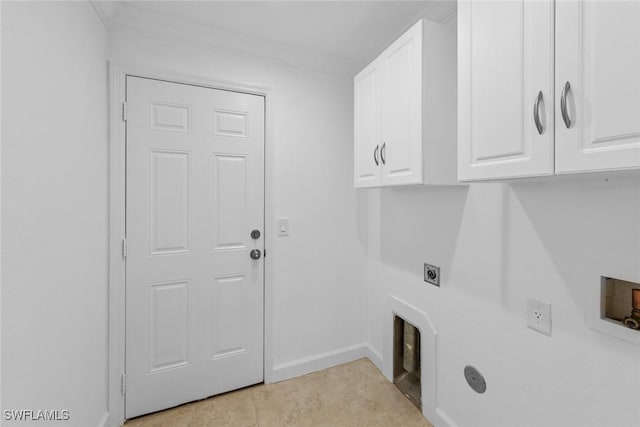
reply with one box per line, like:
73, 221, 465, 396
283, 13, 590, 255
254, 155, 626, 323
458, 0, 555, 180
555, 0, 640, 173
381, 20, 423, 186
354, 60, 382, 188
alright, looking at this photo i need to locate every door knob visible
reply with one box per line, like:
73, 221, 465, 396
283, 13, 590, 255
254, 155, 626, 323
250, 229, 261, 239
250, 249, 261, 260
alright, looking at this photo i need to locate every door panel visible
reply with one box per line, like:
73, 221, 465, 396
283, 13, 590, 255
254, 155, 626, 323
354, 62, 382, 187
555, 0, 640, 173
126, 76, 264, 418
381, 21, 422, 185
211, 274, 248, 358
458, 0, 554, 180
149, 280, 190, 371
150, 102, 191, 132
149, 151, 191, 254
212, 154, 248, 249
471, 1, 524, 161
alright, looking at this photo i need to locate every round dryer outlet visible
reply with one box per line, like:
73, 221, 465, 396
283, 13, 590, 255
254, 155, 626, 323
464, 365, 486, 394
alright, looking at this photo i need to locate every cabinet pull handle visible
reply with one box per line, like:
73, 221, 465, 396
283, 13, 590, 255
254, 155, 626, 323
374, 145, 379, 166
560, 81, 572, 129
533, 91, 544, 135
381, 142, 386, 165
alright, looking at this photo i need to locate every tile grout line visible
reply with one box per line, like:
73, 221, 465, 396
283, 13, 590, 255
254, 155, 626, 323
249, 385, 261, 427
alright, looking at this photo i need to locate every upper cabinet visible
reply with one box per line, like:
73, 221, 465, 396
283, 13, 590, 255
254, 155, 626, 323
555, 1, 640, 174
458, 0, 640, 181
458, 0, 554, 180
354, 19, 459, 188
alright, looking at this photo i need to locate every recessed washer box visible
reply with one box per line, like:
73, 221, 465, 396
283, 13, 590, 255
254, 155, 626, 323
603, 277, 640, 330
587, 275, 640, 345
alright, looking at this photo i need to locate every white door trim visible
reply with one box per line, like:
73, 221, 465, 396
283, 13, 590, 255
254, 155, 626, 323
107, 63, 274, 427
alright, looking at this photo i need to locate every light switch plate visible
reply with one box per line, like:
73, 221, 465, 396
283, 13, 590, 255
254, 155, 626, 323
277, 218, 289, 236
527, 298, 552, 335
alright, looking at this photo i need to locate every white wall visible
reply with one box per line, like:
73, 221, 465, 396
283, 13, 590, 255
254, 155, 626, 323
109, 26, 367, 383
365, 175, 640, 427
0, 1, 4, 418
1, 2, 109, 426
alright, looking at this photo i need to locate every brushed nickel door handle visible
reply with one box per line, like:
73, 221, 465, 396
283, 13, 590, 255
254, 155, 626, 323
560, 81, 572, 129
534, 91, 544, 135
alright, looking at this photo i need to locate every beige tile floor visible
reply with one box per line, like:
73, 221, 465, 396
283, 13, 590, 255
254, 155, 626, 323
125, 358, 433, 427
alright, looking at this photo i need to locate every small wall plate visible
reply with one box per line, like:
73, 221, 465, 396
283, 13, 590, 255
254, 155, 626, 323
424, 263, 440, 286
527, 297, 552, 335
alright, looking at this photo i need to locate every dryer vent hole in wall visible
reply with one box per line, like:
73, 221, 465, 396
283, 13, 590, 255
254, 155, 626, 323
464, 365, 486, 394
393, 316, 421, 409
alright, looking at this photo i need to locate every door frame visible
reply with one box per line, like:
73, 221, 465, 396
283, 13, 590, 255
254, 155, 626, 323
107, 63, 274, 426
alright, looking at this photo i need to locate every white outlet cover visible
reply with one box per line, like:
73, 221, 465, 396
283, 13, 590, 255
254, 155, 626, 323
527, 298, 552, 335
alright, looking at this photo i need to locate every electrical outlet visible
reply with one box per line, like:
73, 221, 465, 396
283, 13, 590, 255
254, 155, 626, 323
424, 263, 440, 286
527, 298, 552, 335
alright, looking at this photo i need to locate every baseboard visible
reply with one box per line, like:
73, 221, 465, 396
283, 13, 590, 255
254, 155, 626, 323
364, 343, 383, 372
97, 412, 110, 427
270, 343, 368, 383
435, 408, 459, 427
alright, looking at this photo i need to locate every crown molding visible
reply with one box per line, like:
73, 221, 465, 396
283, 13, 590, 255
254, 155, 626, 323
360, 0, 457, 67
90, 1, 122, 29
421, 0, 457, 24
440, 11, 458, 25
110, 3, 365, 76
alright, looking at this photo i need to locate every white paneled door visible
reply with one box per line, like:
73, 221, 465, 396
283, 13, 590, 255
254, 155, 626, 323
125, 77, 265, 418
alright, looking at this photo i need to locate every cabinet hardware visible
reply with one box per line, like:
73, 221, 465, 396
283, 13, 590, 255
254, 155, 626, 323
560, 81, 572, 129
381, 142, 386, 165
534, 91, 544, 135
374, 145, 379, 166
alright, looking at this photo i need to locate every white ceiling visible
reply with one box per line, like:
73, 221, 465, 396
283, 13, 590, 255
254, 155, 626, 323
94, 1, 457, 74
